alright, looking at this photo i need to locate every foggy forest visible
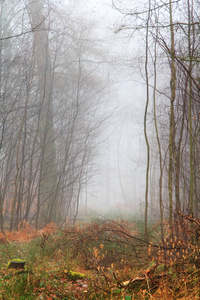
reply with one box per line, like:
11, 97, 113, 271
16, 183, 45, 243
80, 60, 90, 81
0, 0, 200, 299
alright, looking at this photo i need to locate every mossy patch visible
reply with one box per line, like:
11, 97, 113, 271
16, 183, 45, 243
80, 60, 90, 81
66, 270, 86, 281
7, 259, 26, 269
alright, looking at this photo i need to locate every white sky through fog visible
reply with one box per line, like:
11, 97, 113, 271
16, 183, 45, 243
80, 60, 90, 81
64, 0, 147, 217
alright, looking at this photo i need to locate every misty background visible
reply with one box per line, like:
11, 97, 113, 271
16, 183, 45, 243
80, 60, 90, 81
2, 0, 198, 232
69, 0, 148, 216
0, 0, 159, 229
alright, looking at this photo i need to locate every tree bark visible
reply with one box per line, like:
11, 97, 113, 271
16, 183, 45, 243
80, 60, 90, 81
168, 0, 176, 233
144, 0, 151, 242
28, 0, 57, 225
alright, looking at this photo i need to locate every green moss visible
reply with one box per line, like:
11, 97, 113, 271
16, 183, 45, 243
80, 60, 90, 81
67, 270, 86, 281
7, 259, 26, 269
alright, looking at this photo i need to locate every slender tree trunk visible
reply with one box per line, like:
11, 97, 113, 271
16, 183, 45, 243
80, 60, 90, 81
174, 102, 185, 216
144, 0, 151, 242
187, 0, 194, 214
9, 83, 32, 231
0, 3, 4, 233
153, 27, 164, 241
168, 0, 176, 233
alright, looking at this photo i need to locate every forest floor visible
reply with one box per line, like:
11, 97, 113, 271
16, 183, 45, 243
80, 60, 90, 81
0, 218, 200, 299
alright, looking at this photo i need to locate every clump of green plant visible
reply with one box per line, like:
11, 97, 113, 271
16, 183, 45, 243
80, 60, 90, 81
0, 243, 21, 269
0, 270, 36, 299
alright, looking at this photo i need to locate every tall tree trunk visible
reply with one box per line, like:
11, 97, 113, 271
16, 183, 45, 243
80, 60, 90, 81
153, 27, 164, 241
144, 0, 151, 242
187, 0, 194, 214
168, 0, 176, 233
28, 0, 57, 225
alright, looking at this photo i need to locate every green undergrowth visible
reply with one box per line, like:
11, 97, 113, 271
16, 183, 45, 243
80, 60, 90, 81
0, 219, 199, 299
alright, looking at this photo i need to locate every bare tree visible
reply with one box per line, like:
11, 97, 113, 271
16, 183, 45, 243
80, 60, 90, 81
0, 0, 111, 231
113, 0, 200, 234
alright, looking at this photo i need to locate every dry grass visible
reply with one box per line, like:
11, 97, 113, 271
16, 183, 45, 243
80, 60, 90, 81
0, 221, 57, 244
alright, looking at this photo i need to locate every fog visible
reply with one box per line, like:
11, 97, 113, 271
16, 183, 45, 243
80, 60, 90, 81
1, 0, 198, 231
0, 0, 151, 228
64, 0, 148, 216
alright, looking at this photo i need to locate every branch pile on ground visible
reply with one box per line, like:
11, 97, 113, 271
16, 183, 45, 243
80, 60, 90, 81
61, 219, 148, 270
